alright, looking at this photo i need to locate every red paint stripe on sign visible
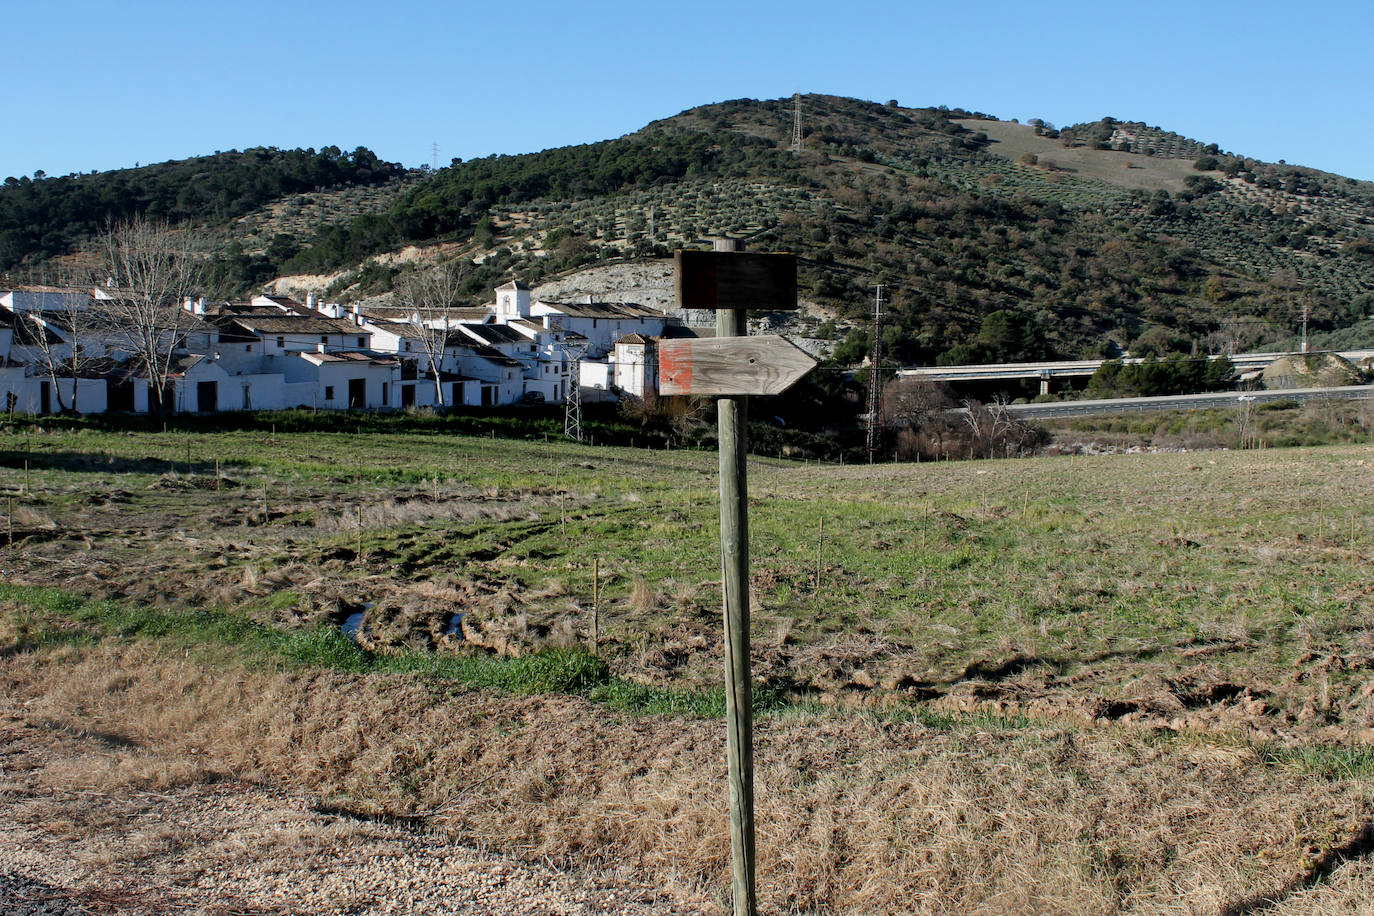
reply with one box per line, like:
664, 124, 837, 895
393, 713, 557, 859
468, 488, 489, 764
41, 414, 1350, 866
658, 340, 693, 395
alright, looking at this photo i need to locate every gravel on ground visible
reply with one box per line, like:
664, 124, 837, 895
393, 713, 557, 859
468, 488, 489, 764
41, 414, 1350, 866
0, 714, 697, 916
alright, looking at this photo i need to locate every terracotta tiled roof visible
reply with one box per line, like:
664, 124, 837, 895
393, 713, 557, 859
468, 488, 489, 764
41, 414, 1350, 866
538, 301, 662, 319
461, 324, 530, 346
221, 315, 366, 336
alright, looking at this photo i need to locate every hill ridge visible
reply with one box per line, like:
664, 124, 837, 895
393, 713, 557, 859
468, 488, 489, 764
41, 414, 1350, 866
5, 93, 1374, 362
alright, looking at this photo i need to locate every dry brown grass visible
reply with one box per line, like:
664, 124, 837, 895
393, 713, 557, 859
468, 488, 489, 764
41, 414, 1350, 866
11, 505, 57, 528
5, 640, 1373, 915
629, 577, 659, 615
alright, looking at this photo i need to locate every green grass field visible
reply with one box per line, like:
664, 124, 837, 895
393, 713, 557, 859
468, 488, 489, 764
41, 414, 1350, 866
4, 414, 1372, 731
4, 416, 1374, 912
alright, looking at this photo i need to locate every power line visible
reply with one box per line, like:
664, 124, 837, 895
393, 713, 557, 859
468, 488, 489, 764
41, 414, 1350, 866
865, 283, 885, 460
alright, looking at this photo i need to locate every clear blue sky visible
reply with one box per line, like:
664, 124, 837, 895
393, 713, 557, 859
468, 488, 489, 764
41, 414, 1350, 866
8, 0, 1373, 183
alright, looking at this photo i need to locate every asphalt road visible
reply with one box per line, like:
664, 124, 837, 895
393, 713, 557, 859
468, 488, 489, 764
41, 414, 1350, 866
992, 385, 1374, 419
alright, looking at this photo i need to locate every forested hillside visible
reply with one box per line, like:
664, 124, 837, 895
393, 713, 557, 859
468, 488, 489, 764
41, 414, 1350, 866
0, 146, 403, 272
4, 95, 1373, 363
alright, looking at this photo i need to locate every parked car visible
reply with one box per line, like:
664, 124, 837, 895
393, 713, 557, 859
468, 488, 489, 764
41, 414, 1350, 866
519, 391, 546, 404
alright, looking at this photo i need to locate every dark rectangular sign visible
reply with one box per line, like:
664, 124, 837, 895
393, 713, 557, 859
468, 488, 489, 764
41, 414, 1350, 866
674, 250, 798, 311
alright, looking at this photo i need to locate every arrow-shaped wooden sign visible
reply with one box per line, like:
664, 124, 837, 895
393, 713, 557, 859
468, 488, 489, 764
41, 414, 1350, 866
659, 336, 816, 396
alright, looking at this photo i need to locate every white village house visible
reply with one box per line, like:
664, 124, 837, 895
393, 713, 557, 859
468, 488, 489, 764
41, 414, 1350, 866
0, 289, 108, 414
1, 279, 691, 416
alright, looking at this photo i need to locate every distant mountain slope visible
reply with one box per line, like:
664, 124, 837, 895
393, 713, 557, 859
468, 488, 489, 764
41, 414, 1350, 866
0, 146, 405, 274
6, 95, 1373, 363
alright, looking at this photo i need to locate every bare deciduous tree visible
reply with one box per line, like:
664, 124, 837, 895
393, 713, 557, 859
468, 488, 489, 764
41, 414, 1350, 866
883, 376, 954, 427
96, 216, 203, 416
29, 289, 102, 413
884, 378, 1045, 461
395, 261, 467, 408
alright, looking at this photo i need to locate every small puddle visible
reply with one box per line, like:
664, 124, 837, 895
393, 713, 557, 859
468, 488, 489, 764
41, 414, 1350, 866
341, 612, 365, 641
445, 613, 466, 639
341, 603, 373, 642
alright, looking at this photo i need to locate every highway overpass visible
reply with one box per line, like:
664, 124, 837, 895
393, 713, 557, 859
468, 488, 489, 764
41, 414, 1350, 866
898, 349, 1374, 395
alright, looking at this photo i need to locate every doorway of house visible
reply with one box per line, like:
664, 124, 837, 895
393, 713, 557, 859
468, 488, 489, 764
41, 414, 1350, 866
108, 381, 134, 412
197, 381, 217, 413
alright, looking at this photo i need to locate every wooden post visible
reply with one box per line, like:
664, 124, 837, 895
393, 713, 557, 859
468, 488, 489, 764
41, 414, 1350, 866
716, 305, 755, 916
6, 496, 12, 547
557, 467, 566, 538
674, 246, 807, 916
24, 459, 29, 494
815, 515, 825, 594
591, 557, 600, 653
356, 505, 364, 562
215, 458, 221, 491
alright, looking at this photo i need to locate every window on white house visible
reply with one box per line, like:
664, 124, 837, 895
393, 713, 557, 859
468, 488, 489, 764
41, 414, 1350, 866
276, 336, 284, 348
357, 336, 365, 348
324, 386, 335, 400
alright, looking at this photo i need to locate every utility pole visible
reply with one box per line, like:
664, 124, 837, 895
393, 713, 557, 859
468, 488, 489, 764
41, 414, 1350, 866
790, 93, 804, 154
1301, 303, 1310, 354
431, 142, 439, 171
865, 284, 886, 461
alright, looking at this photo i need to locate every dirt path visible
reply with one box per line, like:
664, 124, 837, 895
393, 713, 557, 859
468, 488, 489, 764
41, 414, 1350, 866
0, 717, 693, 916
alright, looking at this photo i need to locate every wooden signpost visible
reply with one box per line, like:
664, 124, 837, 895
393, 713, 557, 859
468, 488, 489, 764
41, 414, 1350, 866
673, 245, 811, 916
658, 337, 815, 397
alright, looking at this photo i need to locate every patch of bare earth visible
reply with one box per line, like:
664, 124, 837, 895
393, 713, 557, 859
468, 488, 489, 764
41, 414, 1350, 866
957, 118, 1199, 192
4, 643, 1374, 914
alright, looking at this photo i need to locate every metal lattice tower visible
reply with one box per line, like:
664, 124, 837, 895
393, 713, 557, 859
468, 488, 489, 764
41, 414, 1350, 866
562, 341, 589, 441
865, 284, 886, 460
790, 93, 804, 153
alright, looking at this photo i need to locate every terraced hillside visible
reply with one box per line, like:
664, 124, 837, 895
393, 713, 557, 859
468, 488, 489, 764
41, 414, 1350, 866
280, 95, 1372, 363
